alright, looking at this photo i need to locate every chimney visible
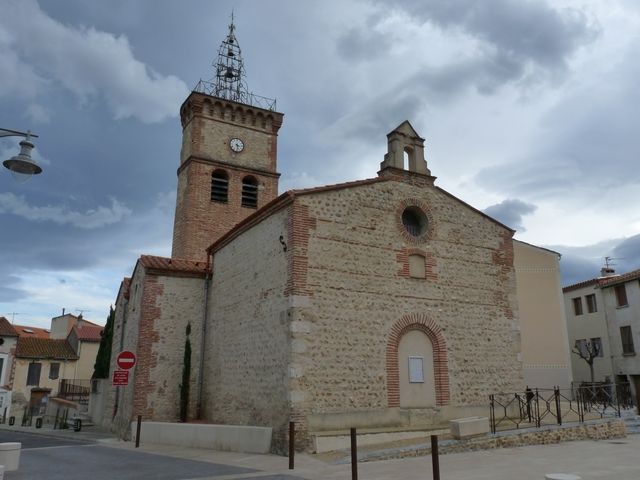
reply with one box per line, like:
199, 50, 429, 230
600, 267, 616, 277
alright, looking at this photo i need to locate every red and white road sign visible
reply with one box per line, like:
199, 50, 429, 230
112, 370, 129, 386
117, 350, 137, 370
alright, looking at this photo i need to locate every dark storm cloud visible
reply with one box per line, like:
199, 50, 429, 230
611, 234, 640, 272
483, 198, 537, 232
0, 273, 28, 302
336, 12, 395, 62
547, 235, 640, 285
392, 0, 598, 71
332, 0, 597, 143
557, 254, 602, 286
474, 41, 640, 199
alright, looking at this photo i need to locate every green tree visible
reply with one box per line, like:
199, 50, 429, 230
179, 323, 192, 422
92, 306, 115, 378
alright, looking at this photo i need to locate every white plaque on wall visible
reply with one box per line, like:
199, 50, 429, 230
408, 356, 424, 383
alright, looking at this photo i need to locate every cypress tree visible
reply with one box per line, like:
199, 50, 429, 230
179, 323, 192, 422
92, 306, 115, 378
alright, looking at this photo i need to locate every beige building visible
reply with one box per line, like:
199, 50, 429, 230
0, 317, 19, 415
564, 268, 640, 398
514, 240, 572, 390
563, 276, 614, 384
98, 20, 572, 452
0, 313, 102, 416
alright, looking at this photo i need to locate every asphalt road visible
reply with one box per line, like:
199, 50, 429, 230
0, 430, 304, 480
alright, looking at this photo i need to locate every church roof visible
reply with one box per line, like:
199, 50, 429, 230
139, 255, 209, 277
15, 337, 78, 360
0, 317, 18, 337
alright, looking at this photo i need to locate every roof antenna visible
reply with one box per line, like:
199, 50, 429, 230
601, 257, 623, 277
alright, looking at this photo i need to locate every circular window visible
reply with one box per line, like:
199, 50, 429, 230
402, 206, 428, 237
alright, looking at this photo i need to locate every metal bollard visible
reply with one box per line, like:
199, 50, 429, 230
288, 421, 295, 470
350, 428, 358, 480
36, 417, 43, 429
135, 415, 142, 448
431, 434, 440, 480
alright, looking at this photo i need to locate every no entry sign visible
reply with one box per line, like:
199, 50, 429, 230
117, 350, 137, 370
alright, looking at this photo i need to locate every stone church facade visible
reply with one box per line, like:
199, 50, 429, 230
97, 25, 571, 453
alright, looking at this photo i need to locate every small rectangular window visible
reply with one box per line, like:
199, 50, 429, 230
586, 294, 597, 313
27, 362, 42, 386
572, 297, 583, 315
621, 326, 635, 355
615, 285, 628, 307
49, 363, 60, 380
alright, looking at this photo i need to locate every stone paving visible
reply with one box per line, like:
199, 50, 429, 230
2, 421, 640, 479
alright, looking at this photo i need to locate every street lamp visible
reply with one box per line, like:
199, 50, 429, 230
1, 128, 43, 183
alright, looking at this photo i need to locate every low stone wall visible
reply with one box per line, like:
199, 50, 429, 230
356, 418, 626, 462
131, 421, 272, 454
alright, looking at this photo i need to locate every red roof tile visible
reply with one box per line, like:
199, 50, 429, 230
140, 255, 208, 277
562, 278, 601, 293
0, 317, 18, 337
599, 268, 640, 288
15, 337, 78, 360
563, 268, 640, 292
74, 324, 103, 342
13, 325, 50, 339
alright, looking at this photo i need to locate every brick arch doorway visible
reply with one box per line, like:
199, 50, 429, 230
398, 330, 435, 407
386, 314, 450, 408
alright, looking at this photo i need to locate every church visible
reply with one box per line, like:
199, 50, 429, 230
97, 19, 571, 452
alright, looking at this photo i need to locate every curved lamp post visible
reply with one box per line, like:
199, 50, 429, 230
1, 128, 43, 183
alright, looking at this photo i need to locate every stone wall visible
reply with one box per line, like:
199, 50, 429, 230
104, 267, 205, 437
205, 207, 291, 452
108, 271, 143, 438
287, 178, 522, 445
360, 419, 626, 461
142, 274, 204, 421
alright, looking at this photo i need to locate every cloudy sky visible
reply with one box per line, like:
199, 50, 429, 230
1, 0, 639, 328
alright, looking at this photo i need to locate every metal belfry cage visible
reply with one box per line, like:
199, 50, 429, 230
195, 13, 277, 111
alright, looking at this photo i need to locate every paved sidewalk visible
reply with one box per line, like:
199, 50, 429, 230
3, 423, 640, 479
116, 435, 640, 480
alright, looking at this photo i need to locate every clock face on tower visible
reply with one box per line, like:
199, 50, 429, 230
229, 138, 244, 153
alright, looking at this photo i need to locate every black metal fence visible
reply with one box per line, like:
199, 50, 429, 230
58, 379, 92, 405
489, 383, 633, 434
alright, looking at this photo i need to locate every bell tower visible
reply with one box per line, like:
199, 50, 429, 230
172, 16, 284, 261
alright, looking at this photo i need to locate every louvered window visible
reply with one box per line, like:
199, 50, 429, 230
211, 170, 229, 203
242, 176, 258, 208
27, 362, 41, 386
